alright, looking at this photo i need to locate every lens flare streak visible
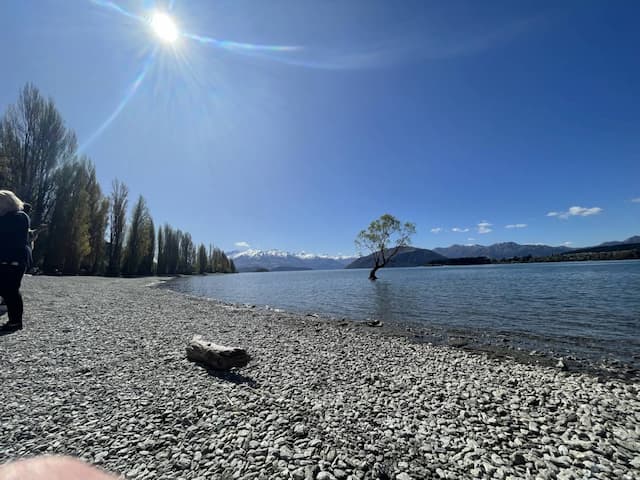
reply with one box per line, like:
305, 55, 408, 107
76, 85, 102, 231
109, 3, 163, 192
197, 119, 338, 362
84, 0, 301, 149
90, 0, 299, 54
183, 32, 299, 53
90, 0, 145, 22
79, 50, 157, 152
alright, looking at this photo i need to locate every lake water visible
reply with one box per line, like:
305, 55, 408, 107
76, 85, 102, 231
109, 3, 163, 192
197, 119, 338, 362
167, 261, 640, 370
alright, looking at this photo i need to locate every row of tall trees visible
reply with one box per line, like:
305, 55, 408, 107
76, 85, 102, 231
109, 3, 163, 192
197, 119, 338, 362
0, 83, 236, 276
156, 226, 236, 275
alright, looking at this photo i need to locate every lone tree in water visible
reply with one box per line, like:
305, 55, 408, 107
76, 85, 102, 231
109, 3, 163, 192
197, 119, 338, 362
355, 214, 416, 280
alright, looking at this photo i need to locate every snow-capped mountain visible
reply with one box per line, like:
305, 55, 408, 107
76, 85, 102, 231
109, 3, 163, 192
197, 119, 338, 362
227, 249, 356, 272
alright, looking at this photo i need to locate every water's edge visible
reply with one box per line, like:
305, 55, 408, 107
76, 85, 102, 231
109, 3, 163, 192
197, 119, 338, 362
157, 276, 639, 383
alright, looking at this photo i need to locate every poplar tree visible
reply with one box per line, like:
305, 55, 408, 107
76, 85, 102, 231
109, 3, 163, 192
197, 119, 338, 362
85, 163, 110, 274
0, 83, 76, 226
207, 247, 234, 273
43, 160, 91, 274
122, 195, 151, 275
178, 232, 195, 274
156, 227, 166, 275
107, 179, 128, 276
197, 244, 208, 274
139, 217, 155, 275
2, 83, 235, 278
164, 225, 179, 275
0, 155, 11, 188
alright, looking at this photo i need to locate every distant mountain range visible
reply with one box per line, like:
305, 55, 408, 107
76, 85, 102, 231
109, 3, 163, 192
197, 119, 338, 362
433, 242, 572, 260
433, 236, 640, 260
345, 247, 446, 269
598, 235, 640, 247
228, 235, 639, 272
227, 249, 355, 272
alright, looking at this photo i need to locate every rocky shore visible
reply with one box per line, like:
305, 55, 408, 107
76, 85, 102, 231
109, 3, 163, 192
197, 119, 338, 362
1, 276, 638, 479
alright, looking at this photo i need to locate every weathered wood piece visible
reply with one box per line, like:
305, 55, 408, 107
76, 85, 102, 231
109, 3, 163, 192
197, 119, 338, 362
186, 335, 251, 370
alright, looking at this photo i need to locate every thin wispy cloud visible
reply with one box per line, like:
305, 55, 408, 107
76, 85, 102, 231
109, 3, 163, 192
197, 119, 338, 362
234, 241, 250, 248
285, 15, 544, 70
563, 241, 573, 246
547, 206, 603, 219
467, 237, 476, 242
452, 227, 469, 233
505, 223, 527, 229
477, 221, 492, 234
430, 227, 443, 233
632, 197, 640, 203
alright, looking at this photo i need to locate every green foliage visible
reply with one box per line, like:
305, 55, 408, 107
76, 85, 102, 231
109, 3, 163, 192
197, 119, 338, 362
208, 245, 234, 273
197, 244, 208, 274
161, 225, 180, 275
1, 82, 236, 278
158, 226, 216, 275
355, 213, 416, 279
139, 217, 155, 275
107, 179, 128, 276
0, 83, 76, 227
43, 160, 92, 274
122, 196, 155, 276
0, 154, 11, 187
179, 231, 195, 274
156, 227, 166, 275
497, 246, 640, 264
84, 163, 110, 274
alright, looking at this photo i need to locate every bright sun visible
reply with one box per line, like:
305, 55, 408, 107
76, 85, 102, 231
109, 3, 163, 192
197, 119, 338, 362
151, 12, 179, 43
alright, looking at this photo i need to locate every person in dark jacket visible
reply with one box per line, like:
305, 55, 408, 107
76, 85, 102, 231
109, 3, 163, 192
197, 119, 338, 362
0, 190, 31, 331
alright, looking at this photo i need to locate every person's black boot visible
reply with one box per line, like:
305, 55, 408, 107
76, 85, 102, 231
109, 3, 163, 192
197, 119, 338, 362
1, 321, 22, 331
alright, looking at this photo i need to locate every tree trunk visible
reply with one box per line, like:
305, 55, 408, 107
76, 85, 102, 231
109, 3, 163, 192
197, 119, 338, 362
369, 265, 380, 281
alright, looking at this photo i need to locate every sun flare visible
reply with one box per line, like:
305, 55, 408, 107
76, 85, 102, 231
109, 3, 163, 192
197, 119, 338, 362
150, 12, 179, 43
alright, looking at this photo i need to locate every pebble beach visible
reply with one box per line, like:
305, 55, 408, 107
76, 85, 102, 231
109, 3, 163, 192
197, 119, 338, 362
0, 276, 638, 480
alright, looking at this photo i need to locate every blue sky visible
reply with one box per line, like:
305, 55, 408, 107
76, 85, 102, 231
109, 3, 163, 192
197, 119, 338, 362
1, 0, 638, 254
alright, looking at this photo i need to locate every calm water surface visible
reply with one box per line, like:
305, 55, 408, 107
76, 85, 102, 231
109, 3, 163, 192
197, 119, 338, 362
168, 261, 640, 367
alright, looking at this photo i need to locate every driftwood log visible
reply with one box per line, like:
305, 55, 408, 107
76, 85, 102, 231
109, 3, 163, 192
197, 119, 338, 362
186, 335, 251, 370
